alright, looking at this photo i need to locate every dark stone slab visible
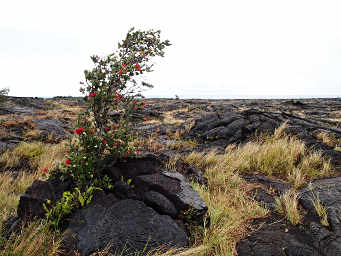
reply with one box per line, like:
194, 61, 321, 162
134, 172, 208, 225
105, 154, 162, 182
143, 190, 178, 217
299, 176, 341, 235
17, 175, 73, 222
32, 118, 68, 140
65, 198, 188, 256
250, 188, 277, 211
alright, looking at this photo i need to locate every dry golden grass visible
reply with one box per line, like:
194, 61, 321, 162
0, 172, 40, 224
185, 133, 332, 185
134, 136, 164, 153
0, 141, 68, 172
181, 166, 268, 255
316, 131, 337, 147
0, 221, 63, 256
163, 109, 188, 126
0, 142, 45, 170
0, 172, 62, 256
38, 140, 69, 170
2, 118, 36, 129
166, 140, 198, 151
312, 199, 329, 227
24, 129, 41, 140
0, 141, 68, 255
275, 190, 302, 225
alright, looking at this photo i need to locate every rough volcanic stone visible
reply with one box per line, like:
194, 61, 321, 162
17, 175, 73, 222
236, 216, 320, 256
133, 172, 208, 224
188, 107, 341, 167
113, 180, 137, 200
251, 188, 277, 211
143, 191, 178, 217
158, 153, 208, 186
17, 180, 57, 221
32, 118, 68, 139
65, 198, 188, 256
300, 176, 341, 235
238, 177, 341, 256
105, 154, 162, 182
0, 141, 18, 155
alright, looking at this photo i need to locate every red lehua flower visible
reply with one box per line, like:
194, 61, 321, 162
127, 150, 131, 154
143, 117, 148, 121
42, 168, 47, 174
65, 159, 71, 165
122, 64, 127, 68
101, 139, 107, 144
115, 92, 121, 102
88, 92, 97, 98
132, 100, 137, 104
105, 127, 109, 131
75, 127, 85, 135
135, 63, 141, 71
84, 117, 88, 121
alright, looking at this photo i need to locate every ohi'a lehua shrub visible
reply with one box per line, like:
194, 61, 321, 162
44, 28, 170, 230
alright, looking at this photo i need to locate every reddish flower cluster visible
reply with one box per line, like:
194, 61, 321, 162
115, 92, 122, 102
42, 168, 47, 174
65, 159, 71, 165
75, 127, 85, 135
104, 127, 109, 131
118, 64, 128, 75
88, 92, 97, 98
135, 63, 141, 71
101, 139, 107, 144
118, 70, 126, 75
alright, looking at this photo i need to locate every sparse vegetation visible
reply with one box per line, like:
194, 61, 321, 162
0, 94, 340, 256
316, 131, 339, 147
0, 141, 67, 172
24, 129, 41, 141
275, 190, 302, 225
185, 131, 332, 185
312, 198, 329, 226
0, 88, 9, 106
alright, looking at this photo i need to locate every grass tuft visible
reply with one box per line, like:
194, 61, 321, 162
275, 189, 302, 225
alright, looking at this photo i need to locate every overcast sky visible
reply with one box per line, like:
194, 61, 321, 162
1, 0, 340, 98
